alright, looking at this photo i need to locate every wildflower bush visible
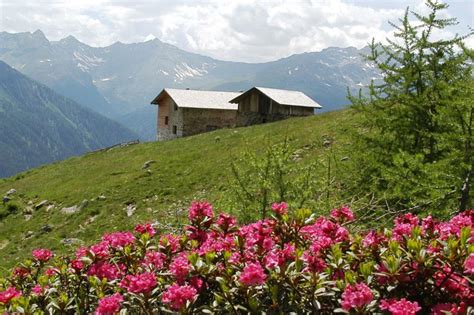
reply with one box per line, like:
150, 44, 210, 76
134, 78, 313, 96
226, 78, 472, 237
0, 202, 473, 314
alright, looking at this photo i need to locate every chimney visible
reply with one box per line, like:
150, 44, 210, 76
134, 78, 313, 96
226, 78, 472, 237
186, 88, 190, 90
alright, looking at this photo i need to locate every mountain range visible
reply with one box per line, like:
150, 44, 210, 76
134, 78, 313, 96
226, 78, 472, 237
0, 30, 380, 140
0, 61, 137, 178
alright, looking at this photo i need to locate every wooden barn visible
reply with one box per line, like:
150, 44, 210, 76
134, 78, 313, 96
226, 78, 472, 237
230, 87, 322, 126
151, 87, 322, 141
151, 88, 240, 141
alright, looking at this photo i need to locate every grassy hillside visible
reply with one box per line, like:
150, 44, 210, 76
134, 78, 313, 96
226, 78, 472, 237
0, 110, 356, 271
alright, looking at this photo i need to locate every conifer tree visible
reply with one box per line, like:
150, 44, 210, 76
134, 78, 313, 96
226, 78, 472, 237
349, 0, 473, 214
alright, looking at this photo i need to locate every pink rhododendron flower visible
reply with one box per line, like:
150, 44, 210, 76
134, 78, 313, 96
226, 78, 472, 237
421, 215, 436, 233
31, 285, 48, 296
90, 241, 110, 259
189, 276, 204, 292
271, 202, 288, 215
434, 266, 471, 299
380, 298, 421, 315
302, 251, 327, 273
197, 232, 236, 255
341, 283, 373, 311
216, 213, 237, 231
188, 201, 214, 224
169, 253, 191, 283
102, 231, 135, 249
392, 213, 421, 241
463, 253, 474, 274
12, 267, 29, 279
330, 205, 354, 222
134, 223, 156, 237
0, 287, 22, 304
363, 230, 384, 248
436, 210, 474, 240
44, 268, 58, 277
95, 293, 123, 315
240, 262, 266, 286
263, 250, 280, 269
228, 252, 242, 265
88, 262, 124, 281
32, 248, 53, 262
71, 259, 84, 271
186, 225, 209, 243
162, 283, 197, 311
301, 216, 349, 244
431, 303, 466, 315
120, 272, 157, 294
143, 251, 165, 270
160, 234, 181, 253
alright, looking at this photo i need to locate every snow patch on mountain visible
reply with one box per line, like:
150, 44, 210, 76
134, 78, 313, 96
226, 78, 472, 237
173, 62, 208, 81
73, 51, 104, 72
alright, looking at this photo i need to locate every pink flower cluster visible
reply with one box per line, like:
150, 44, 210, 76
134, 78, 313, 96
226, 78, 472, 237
95, 293, 123, 315
341, 283, 374, 311
169, 254, 191, 283
0, 203, 472, 314
239, 262, 267, 286
271, 202, 288, 215
102, 231, 135, 249
464, 253, 474, 274
32, 248, 53, 262
188, 201, 214, 223
134, 223, 156, 237
380, 298, 421, 315
161, 284, 197, 310
330, 205, 355, 222
0, 287, 21, 304
120, 272, 157, 294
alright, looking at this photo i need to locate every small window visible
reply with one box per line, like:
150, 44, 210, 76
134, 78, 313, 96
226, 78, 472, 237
172, 125, 177, 134
164, 116, 169, 125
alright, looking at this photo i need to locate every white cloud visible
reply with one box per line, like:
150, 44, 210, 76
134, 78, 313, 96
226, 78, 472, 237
0, 0, 472, 62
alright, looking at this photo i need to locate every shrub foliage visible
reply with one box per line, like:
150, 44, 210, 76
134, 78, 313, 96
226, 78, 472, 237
0, 202, 473, 314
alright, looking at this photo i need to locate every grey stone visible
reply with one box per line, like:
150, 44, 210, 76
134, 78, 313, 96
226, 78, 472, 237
341, 156, 349, 161
6, 189, 16, 196
98, 195, 106, 201
125, 204, 136, 217
60, 238, 83, 245
23, 206, 33, 215
142, 160, 156, 169
46, 205, 55, 212
35, 200, 49, 210
40, 224, 53, 233
61, 205, 79, 214
24, 231, 34, 239
24, 214, 32, 221
2, 196, 11, 203
323, 140, 332, 147
79, 199, 89, 210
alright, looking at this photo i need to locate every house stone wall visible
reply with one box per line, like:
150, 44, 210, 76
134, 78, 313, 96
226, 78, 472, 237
182, 108, 237, 137
157, 96, 184, 141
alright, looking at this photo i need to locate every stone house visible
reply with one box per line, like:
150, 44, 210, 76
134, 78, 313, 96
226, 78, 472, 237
230, 87, 321, 126
151, 87, 321, 141
151, 88, 240, 141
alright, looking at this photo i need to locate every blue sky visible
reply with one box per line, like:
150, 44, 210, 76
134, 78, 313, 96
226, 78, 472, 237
1, 0, 472, 62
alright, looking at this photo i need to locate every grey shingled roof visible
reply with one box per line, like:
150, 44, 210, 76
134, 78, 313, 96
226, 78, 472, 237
230, 87, 322, 108
152, 88, 240, 110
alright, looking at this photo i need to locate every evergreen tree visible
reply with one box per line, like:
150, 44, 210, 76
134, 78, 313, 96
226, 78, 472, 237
349, 0, 473, 214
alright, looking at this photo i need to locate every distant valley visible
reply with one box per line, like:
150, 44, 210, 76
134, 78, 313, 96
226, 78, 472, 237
0, 30, 380, 140
0, 61, 137, 178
